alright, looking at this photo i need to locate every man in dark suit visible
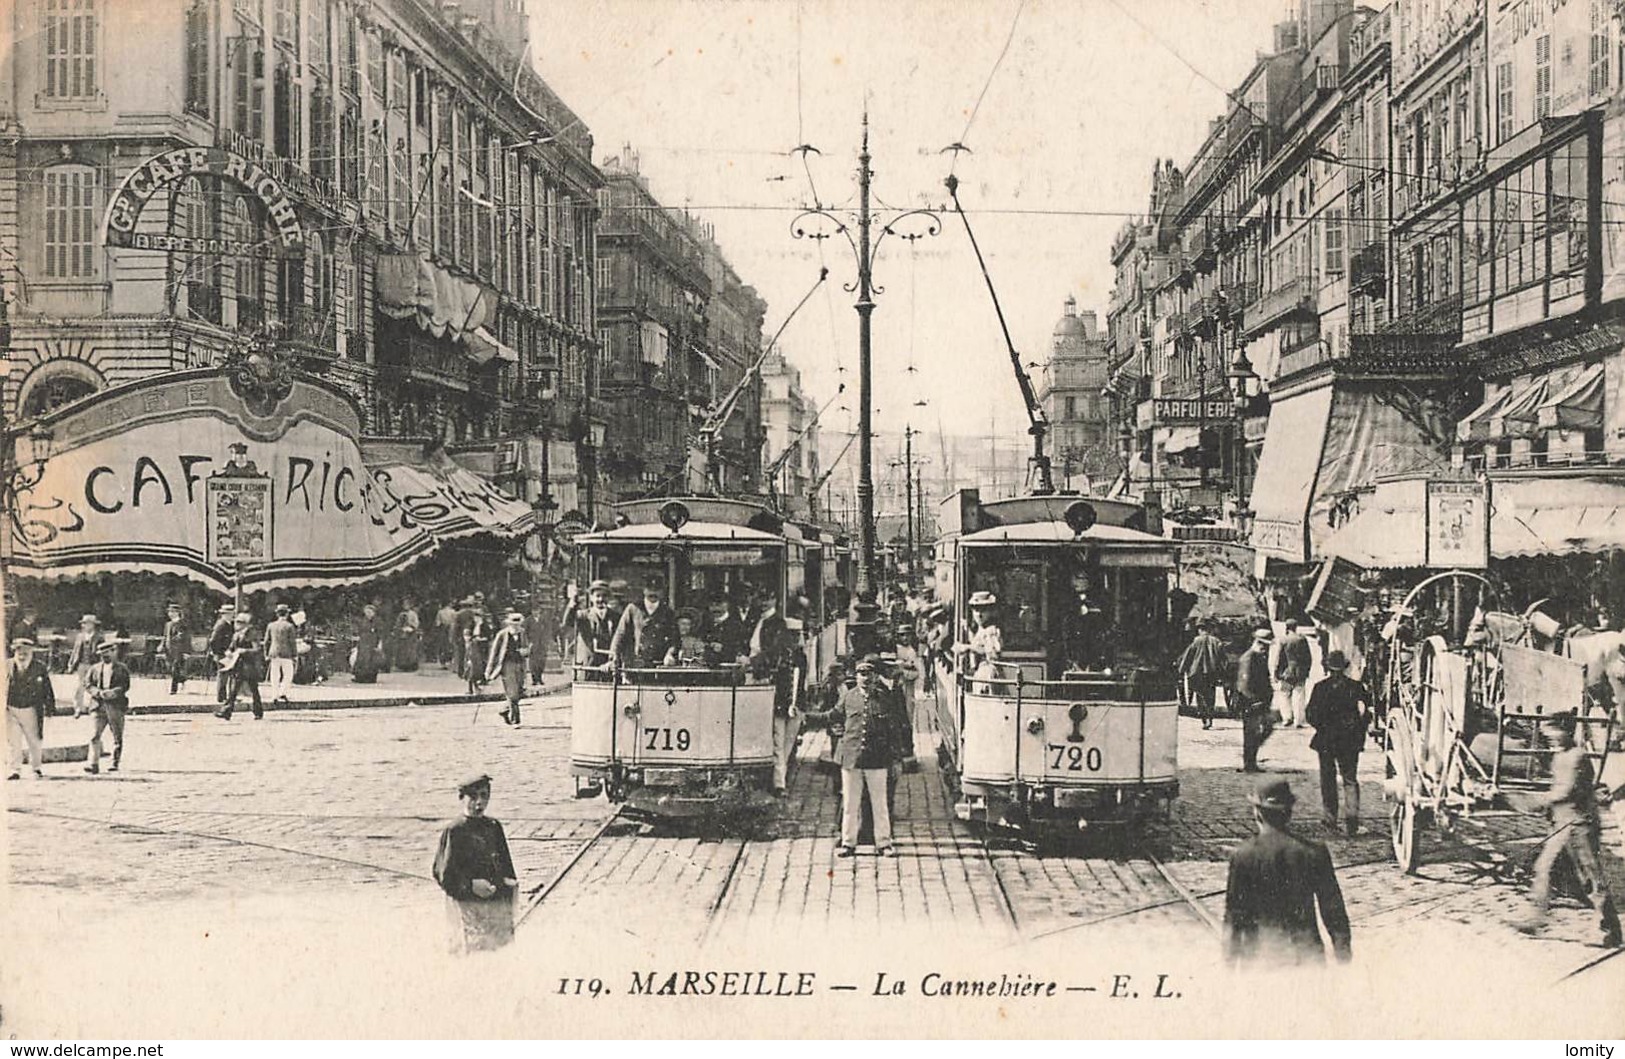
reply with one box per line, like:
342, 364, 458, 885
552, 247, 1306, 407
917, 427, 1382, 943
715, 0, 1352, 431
563, 580, 617, 671
1234, 628, 1276, 773
160, 602, 190, 696
1177, 619, 1228, 729
1275, 617, 1314, 727
1223, 777, 1352, 966
608, 584, 679, 669
805, 654, 905, 857
215, 612, 264, 721
7, 637, 55, 780
1305, 650, 1372, 835
80, 639, 133, 774
704, 597, 750, 666
208, 604, 237, 704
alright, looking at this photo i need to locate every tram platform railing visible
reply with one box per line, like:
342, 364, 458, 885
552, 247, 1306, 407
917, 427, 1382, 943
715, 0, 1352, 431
572, 663, 778, 688
959, 665, 1178, 702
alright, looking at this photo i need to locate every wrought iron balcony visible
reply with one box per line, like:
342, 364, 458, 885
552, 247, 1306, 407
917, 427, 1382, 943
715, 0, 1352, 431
282, 305, 338, 357
1244, 275, 1317, 336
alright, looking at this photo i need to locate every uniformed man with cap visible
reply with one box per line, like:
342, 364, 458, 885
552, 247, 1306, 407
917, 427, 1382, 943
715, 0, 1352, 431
433, 772, 519, 953
160, 602, 190, 696
80, 638, 133, 775
1234, 627, 1277, 773
805, 653, 905, 857
1223, 776, 1352, 966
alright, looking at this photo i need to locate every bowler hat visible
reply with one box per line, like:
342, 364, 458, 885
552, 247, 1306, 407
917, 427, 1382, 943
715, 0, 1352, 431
1323, 650, 1349, 671
968, 591, 997, 608
1248, 777, 1295, 810
457, 772, 493, 796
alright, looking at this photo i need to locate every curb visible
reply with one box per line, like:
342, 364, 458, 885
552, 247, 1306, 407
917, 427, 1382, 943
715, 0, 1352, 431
115, 682, 573, 717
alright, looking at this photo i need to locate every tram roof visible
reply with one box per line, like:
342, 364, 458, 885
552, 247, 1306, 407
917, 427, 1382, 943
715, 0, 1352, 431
957, 520, 1175, 548
575, 521, 788, 546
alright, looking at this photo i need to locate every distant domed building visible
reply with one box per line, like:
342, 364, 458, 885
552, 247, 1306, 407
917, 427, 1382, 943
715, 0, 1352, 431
1039, 295, 1116, 492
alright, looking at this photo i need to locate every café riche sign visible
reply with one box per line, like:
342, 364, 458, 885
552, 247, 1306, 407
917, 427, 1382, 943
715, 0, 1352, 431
102, 146, 306, 258
6, 370, 536, 592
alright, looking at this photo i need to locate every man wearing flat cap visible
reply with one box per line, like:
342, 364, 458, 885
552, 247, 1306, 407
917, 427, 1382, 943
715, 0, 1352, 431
1223, 776, 1352, 966
562, 580, 617, 677
433, 772, 518, 953
80, 638, 132, 774
1233, 628, 1277, 773
1305, 649, 1372, 835
7, 637, 55, 780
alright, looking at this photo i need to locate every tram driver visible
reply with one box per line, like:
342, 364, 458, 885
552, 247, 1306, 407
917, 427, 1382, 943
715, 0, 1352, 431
607, 583, 681, 670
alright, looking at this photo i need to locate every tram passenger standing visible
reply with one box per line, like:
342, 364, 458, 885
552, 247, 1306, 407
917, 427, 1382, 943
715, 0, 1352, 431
433, 773, 518, 954
565, 581, 617, 674
1177, 620, 1228, 729
1275, 618, 1313, 727
751, 593, 802, 796
705, 597, 750, 666
1235, 629, 1276, 773
954, 592, 1003, 692
1514, 712, 1623, 947
609, 584, 680, 669
1304, 650, 1371, 836
1223, 777, 1352, 966
806, 654, 901, 858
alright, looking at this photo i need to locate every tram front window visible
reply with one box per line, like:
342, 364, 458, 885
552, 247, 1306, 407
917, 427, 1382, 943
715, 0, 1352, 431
962, 559, 1046, 655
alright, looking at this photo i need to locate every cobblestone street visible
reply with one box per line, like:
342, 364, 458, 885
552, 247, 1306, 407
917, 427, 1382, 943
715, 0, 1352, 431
5, 688, 1623, 1037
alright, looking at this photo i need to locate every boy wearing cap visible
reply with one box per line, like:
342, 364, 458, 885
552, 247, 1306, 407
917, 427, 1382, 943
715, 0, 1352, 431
1234, 628, 1277, 773
1304, 649, 1372, 835
263, 604, 299, 704
80, 639, 132, 774
1223, 776, 1352, 965
1514, 712, 1622, 947
7, 637, 54, 780
433, 773, 519, 953
485, 612, 531, 726
66, 614, 103, 717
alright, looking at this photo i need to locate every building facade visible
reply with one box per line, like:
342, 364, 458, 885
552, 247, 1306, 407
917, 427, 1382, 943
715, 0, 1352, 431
759, 348, 819, 515
1038, 295, 1114, 492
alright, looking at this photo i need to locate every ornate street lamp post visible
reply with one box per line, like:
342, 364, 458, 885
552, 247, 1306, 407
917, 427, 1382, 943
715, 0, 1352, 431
792, 113, 940, 655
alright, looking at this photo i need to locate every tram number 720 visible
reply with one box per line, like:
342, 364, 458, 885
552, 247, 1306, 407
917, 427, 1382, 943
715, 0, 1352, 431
1047, 743, 1103, 772
644, 727, 692, 752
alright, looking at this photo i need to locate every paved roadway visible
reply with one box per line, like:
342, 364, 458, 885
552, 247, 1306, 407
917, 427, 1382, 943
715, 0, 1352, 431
4, 690, 1622, 1038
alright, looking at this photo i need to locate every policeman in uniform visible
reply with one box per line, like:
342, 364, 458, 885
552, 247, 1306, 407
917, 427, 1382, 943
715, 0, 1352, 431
805, 654, 904, 857
1223, 776, 1353, 965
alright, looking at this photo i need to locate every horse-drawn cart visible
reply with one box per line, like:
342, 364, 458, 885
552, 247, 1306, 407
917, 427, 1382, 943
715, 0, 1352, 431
1380, 572, 1616, 872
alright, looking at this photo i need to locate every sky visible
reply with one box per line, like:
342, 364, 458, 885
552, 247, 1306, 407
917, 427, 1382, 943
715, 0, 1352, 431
532, 0, 1291, 448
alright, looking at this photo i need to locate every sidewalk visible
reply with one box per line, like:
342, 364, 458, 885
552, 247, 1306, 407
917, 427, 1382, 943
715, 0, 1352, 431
45, 662, 569, 716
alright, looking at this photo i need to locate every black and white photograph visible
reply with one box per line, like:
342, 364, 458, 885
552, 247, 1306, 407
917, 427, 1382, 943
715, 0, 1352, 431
1, 0, 1624, 1043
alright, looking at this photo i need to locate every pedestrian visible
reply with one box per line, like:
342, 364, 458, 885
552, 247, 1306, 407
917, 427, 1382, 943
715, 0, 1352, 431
8, 606, 40, 650
462, 602, 494, 693
1234, 627, 1276, 773
79, 638, 132, 774
1275, 617, 1313, 727
66, 614, 103, 717
563, 580, 616, 673
1513, 711, 1622, 947
1177, 619, 1228, 729
450, 596, 475, 679
351, 602, 385, 684
160, 602, 190, 696
485, 611, 530, 726
1304, 649, 1371, 836
1222, 776, 1353, 966
263, 603, 299, 704
6, 637, 54, 780
804, 653, 902, 857
750, 592, 802, 796
432, 773, 519, 954
215, 612, 264, 720
894, 628, 923, 726
394, 597, 422, 672
434, 598, 459, 667
525, 595, 555, 686
608, 583, 679, 670
208, 604, 236, 704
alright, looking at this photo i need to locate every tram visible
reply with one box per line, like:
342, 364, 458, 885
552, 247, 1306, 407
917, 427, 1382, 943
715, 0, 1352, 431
930, 489, 1182, 834
569, 496, 840, 817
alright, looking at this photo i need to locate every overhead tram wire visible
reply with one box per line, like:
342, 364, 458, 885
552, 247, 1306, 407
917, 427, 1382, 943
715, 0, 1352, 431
949, 0, 1029, 180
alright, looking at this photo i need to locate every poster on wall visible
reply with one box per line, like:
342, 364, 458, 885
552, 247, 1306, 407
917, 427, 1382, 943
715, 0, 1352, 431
205, 472, 274, 565
1425, 479, 1489, 569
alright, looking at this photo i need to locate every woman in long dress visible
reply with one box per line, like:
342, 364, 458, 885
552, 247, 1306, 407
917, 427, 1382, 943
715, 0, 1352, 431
351, 603, 385, 684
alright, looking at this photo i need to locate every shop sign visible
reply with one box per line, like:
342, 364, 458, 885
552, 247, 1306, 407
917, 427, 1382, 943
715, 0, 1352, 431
1425, 480, 1489, 569
103, 147, 306, 257
689, 546, 768, 567
553, 514, 591, 549
1251, 517, 1306, 563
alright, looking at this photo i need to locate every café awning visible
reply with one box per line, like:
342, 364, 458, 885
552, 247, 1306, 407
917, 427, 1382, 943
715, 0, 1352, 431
1456, 387, 1513, 444
1248, 385, 1334, 562
375, 253, 497, 346
1487, 376, 1551, 439
1535, 362, 1605, 431
7, 370, 535, 593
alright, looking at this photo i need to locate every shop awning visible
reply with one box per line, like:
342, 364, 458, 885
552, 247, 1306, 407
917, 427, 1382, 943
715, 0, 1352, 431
8, 370, 536, 594
1535, 362, 1605, 431
375, 253, 497, 346
1487, 376, 1551, 439
1248, 385, 1334, 562
465, 325, 520, 365
1456, 387, 1513, 444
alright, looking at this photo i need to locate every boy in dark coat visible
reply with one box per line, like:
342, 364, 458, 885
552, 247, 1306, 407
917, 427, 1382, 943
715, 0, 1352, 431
433, 773, 518, 953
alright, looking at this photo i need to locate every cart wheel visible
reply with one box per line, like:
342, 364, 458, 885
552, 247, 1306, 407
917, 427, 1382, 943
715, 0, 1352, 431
1389, 797, 1420, 874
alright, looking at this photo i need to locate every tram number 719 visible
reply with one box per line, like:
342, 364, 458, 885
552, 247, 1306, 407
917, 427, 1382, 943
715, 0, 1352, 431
645, 727, 692, 752
1047, 743, 1103, 772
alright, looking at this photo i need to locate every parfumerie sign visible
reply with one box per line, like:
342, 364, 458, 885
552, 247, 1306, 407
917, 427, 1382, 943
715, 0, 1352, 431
102, 147, 305, 258
1153, 398, 1233, 424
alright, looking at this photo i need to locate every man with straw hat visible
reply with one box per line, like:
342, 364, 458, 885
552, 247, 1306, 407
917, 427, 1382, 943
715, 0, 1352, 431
485, 611, 531, 726
7, 636, 54, 780
65, 613, 103, 717
1223, 776, 1352, 966
79, 637, 132, 774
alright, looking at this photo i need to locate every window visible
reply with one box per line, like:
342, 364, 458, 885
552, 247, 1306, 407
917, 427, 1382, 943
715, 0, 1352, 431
1325, 208, 1344, 276
1064, 396, 1077, 419
185, 0, 210, 118
1496, 61, 1514, 144
306, 0, 329, 70
1592, 0, 1611, 97
1536, 35, 1552, 120
43, 0, 98, 100
178, 177, 221, 324
596, 253, 612, 297
272, 0, 297, 51
272, 61, 298, 158
232, 31, 264, 139
339, 103, 359, 199
233, 197, 263, 330
310, 231, 334, 319
310, 83, 334, 182
43, 166, 97, 279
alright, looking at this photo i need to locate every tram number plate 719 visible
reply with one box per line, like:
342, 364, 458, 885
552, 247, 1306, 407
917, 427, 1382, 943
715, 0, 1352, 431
1047, 743, 1103, 772
645, 727, 692, 752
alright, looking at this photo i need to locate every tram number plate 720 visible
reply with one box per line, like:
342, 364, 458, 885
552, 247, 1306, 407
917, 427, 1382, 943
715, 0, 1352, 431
644, 727, 692, 752
1047, 743, 1103, 772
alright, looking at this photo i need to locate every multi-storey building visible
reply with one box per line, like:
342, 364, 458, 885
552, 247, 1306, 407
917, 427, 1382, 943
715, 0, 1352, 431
1038, 296, 1114, 492
1, 0, 602, 602
759, 349, 818, 514
695, 224, 767, 494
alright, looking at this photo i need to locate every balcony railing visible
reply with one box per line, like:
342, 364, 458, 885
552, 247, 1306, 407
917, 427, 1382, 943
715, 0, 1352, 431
1276, 333, 1330, 378
283, 305, 338, 357
1244, 275, 1317, 335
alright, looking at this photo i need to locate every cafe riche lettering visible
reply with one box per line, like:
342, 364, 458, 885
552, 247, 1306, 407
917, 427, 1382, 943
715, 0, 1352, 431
102, 146, 306, 258
8, 372, 531, 592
